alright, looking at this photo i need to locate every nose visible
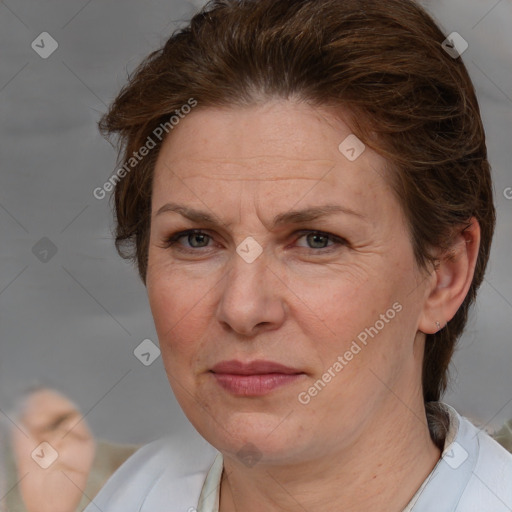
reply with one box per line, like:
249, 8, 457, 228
215, 249, 286, 337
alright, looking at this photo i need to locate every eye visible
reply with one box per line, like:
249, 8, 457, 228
161, 229, 213, 250
160, 229, 346, 253
295, 230, 342, 250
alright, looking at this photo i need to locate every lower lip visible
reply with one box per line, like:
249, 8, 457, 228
211, 372, 304, 396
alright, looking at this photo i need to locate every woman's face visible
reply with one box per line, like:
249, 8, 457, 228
146, 100, 433, 464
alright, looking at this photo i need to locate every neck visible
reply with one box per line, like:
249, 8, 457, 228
219, 399, 442, 512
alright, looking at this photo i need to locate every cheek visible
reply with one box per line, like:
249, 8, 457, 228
146, 266, 214, 369
147, 251, 197, 327
298, 270, 410, 374
147, 275, 187, 349
147, 277, 175, 335
294, 270, 392, 339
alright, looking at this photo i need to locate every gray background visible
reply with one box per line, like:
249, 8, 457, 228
0, 0, 511, 445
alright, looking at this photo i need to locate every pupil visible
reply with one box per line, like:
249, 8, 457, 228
190, 233, 208, 247
308, 233, 327, 248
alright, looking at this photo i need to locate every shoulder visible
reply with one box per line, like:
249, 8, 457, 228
84, 430, 219, 512
456, 413, 512, 511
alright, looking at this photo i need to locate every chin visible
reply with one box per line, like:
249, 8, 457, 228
201, 415, 303, 461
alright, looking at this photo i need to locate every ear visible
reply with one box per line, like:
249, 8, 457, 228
418, 217, 481, 334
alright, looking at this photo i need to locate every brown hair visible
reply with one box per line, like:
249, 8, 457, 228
99, 0, 495, 403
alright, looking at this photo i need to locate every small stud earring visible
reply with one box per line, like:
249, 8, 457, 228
435, 321, 441, 331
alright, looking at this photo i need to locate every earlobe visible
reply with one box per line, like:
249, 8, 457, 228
418, 217, 481, 335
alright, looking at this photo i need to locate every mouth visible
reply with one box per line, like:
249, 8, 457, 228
210, 359, 302, 375
209, 359, 305, 396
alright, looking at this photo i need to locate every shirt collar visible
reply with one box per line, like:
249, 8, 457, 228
197, 451, 223, 512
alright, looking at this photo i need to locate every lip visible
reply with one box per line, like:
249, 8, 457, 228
209, 360, 305, 396
210, 359, 302, 375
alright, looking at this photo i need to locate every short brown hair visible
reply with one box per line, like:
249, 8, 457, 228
99, 0, 496, 403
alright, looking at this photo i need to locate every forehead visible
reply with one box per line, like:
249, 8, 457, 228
152, 101, 391, 208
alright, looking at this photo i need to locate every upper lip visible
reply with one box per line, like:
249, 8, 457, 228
210, 359, 302, 375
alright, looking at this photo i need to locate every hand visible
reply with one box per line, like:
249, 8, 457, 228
10, 388, 96, 512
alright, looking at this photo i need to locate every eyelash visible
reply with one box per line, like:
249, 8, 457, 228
160, 229, 347, 254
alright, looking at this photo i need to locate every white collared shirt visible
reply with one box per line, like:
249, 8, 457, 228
85, 403, 512, 512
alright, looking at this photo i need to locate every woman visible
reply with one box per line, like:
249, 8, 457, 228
84, 0, 512, 510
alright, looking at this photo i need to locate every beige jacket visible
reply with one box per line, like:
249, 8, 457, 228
0, 430, 137, 512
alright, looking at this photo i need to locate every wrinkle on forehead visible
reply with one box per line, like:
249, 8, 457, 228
165, 156, 339, 183
173, 156, 337, 165
177, 174, 335, 182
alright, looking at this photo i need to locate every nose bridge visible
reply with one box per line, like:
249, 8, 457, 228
222, 247, 269, 308
216, 246, 285, 335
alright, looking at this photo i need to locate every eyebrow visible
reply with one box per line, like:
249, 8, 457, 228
155, 202, 367, 229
